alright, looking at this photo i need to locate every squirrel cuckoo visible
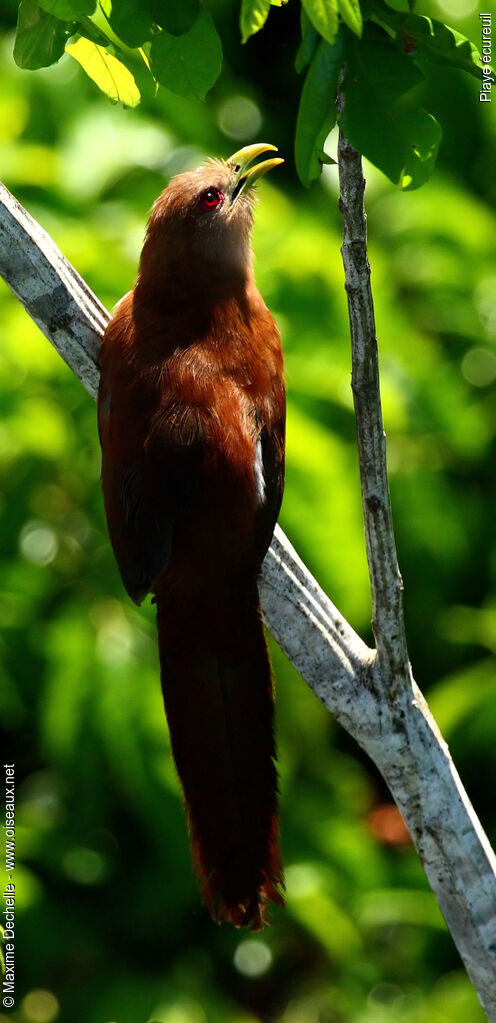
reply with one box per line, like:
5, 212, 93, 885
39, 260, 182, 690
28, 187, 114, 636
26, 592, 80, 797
97, 144, 286, 928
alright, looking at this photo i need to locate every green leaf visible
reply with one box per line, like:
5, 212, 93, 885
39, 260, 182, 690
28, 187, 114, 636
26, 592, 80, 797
240, 0, 288, 40
370, 3, 482, 80
65, 37, 141, 106
340, 25, 441, 188
149, 0, 200, 35
74, 12, 115, 47
338, 0, 362, 37
295, 9, 320, 72
14, 0, 73, 69
37, 0, 95, 17
108, 0, 154, 47
240, 0, 271, 42
383, 0, 410, 11
295, 32, 344, 186
398, 15, 482, 81
398, 107, 442, 189
149, 8, 222, 100
302, 0, 339, 46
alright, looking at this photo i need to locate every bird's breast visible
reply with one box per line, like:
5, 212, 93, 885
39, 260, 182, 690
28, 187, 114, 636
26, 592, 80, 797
157, 338, 272, 505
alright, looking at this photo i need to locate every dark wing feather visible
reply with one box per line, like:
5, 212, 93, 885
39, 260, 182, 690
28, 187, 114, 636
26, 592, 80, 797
100, 453, 174, 605
98, 320, 203, 604
99, 409, 203, 604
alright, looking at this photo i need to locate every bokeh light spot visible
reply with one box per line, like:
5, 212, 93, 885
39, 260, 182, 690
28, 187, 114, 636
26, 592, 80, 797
368, 982, 403, 1007
285, 862, 322, 898
234, 938, 272, 977
91, 599, 134, 665
62, 846, 106, 884
20, 521, 58, 566
22, 990, 59, 1023
217, 96, 262, 141
437, 0, 477, 18
148, 997, 207, 1023
367, 803, 411, 845
461, 347, 496, 387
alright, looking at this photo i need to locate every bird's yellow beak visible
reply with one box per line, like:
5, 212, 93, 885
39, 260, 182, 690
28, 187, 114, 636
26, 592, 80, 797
227, 143, 283, 202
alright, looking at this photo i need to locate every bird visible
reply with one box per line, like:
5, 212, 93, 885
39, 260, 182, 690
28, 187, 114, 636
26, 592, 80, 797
97, 144, 286, 929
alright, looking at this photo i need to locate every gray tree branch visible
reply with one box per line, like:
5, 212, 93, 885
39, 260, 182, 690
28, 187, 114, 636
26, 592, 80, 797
338, 130, 411, 695
1, 179, 495, 1018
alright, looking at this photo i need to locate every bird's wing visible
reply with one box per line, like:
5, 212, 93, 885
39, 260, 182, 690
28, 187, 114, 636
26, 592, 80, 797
97, 294, 205, 604
98, 388, 204, 605
99, 452, 173, 605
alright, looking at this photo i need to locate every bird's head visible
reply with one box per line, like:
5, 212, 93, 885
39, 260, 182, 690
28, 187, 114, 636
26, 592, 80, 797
139, 144, 283, 294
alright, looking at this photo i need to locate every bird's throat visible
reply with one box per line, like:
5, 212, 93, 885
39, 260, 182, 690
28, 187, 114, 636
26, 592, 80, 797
137, 227, 255, 314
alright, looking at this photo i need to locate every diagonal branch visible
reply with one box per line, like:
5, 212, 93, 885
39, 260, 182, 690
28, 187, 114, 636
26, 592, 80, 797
1, 180, 495, 1019
0, 183, 105, 399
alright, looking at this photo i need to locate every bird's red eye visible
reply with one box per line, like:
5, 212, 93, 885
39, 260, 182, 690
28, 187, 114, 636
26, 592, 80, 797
199, 187, 224, 211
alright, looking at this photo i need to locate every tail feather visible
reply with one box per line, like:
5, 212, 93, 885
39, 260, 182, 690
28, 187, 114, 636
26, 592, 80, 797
156, 590, 284, 928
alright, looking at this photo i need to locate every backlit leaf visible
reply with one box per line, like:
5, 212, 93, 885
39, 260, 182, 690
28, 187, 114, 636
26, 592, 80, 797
302, 0, 339, 45
240, 0, 288, 42
338, 0, 362, 37
240, 0, 271, 42
65, 37, 141, 107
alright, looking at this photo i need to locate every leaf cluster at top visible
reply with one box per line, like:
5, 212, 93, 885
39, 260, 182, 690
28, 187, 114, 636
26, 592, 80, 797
294, 0, 482, 189
13, 0, 223, 106
12, 0, 485, 188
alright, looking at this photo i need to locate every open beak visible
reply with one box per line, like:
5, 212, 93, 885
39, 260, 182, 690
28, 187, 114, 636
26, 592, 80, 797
227, 143, 284, 204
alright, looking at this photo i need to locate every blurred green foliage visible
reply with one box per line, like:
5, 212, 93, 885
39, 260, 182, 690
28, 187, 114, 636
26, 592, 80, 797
0, 0, 495, 1020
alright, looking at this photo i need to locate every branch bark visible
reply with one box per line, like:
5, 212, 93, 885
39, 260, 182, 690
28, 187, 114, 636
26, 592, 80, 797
1, 180, 495, 1018
338, 130, 411, 695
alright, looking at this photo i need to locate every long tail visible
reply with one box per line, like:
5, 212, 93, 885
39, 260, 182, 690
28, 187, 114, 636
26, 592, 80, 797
155, 587, 284, 929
